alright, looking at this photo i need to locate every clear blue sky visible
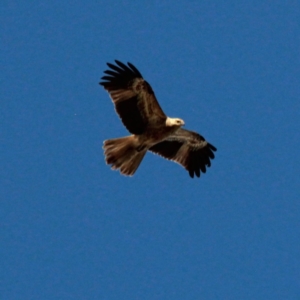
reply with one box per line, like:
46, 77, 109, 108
1, 1, 300, 299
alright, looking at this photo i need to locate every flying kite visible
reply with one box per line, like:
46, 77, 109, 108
100, 60, 217, 178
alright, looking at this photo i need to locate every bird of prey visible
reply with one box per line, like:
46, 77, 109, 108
99, 60, 217, 178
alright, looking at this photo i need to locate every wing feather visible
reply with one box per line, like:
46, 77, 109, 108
100, 60, 166, 134
107, 62, 124, 73
127, 62, 143, 77
149, 128, 217, 178
104, 70, 120, 77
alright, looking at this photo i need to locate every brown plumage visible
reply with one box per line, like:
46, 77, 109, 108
99, 60, 217, 178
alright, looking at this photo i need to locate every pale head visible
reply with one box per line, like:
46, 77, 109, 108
166, 117, 185, 128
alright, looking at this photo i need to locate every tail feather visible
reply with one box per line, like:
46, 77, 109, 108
103, 136, 146, 176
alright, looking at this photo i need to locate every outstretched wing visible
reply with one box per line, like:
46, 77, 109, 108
100, 60, 166, 134
149, 128, 217, 178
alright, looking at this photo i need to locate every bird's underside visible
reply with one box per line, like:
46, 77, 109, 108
99, 60, 217, 178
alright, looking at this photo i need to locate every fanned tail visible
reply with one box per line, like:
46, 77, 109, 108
103, 136, 146, 176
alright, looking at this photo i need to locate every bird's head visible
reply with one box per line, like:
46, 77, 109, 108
166, 117, 185, 128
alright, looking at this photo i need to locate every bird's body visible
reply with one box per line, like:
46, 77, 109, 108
100, 60, 216, 178
135, 117, 185, 150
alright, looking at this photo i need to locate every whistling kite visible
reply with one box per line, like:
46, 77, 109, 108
100, 60, 216, 178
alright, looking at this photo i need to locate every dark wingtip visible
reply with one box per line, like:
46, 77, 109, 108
106, 61, 123, 73
115, 60, 128, 69
189, 170, 194, 178
127, 62, 143, 77
102, 60, 143, 82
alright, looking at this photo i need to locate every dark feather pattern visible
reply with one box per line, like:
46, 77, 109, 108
115, 97, 146, 135
100, 60, 142, 90
100, 60, 166, 134
150, 128, 217, 178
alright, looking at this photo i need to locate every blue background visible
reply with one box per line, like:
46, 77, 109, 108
1, 1, 300, 299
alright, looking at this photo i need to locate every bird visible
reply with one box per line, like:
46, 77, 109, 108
99, 60, 217, 178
